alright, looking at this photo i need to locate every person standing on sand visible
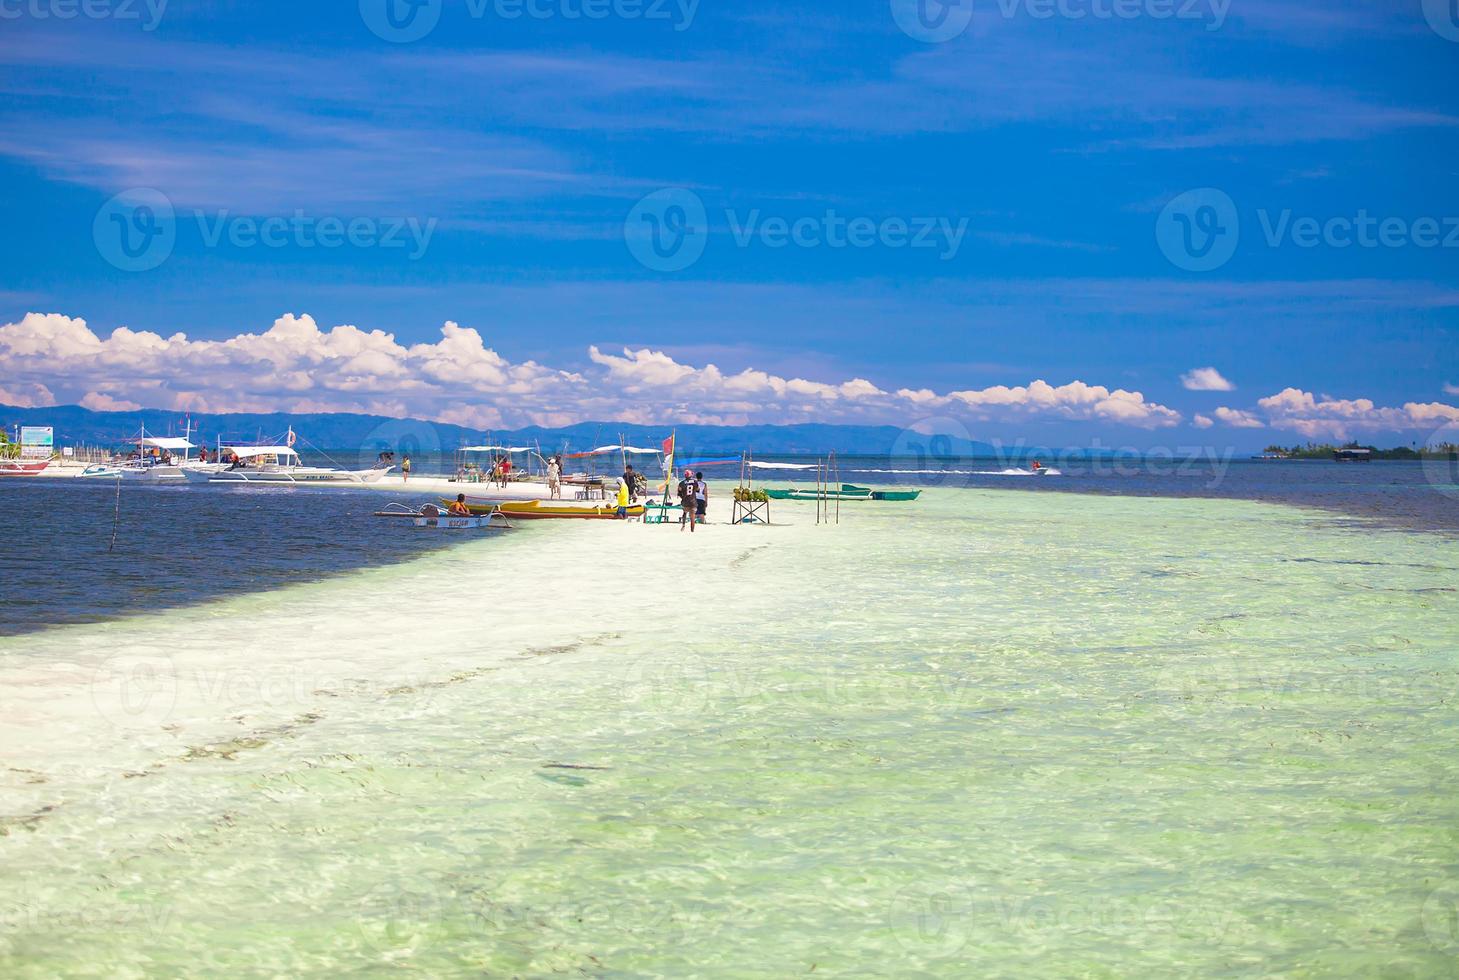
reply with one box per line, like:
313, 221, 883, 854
677, 468, 697, 533
623, 462, 638, 502
615, 478, 631, 519
694, 471, 708, 524
402, 455, 411, 483
547, 455, 562, 499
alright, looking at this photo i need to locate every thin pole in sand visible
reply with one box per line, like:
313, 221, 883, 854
107, 474, 122, 552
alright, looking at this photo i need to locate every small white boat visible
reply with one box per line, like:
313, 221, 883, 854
374, 502, 513, 530
80, 427, 206, 482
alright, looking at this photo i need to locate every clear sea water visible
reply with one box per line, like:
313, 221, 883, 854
1, 463, 1456, 976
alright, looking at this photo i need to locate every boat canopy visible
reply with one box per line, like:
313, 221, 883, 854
141, 436, 195, 451
749, 461, 819, 471
566, 445, 662, 458
460, 445, 534, 453
226, 445, 300, 460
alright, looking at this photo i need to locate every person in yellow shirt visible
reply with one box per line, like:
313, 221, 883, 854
615, 478, 631, 518
447, 493, 471, 517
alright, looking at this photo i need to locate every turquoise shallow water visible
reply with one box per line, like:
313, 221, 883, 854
1, 489, 1456, 976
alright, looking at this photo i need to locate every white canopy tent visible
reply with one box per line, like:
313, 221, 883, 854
574, 445, 662, 456
225, 445, 300, 460
140, 436, 195, 451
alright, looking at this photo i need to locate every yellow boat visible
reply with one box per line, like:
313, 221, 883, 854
447, 498, 646, 520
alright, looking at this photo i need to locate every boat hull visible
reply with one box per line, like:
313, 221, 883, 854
870, 489, 922, 501
765, 484, 874, 501
186, 466, 384, 485
453, 498, 645, 520
413, 514, 501, 529
0, 459, 50, 477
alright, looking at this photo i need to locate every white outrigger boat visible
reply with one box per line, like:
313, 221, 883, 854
372, 501, 513, 530
183, 444, 391, 485
80, 423, 228, 483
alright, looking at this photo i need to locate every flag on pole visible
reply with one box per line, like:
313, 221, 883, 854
660, 432, 675, 495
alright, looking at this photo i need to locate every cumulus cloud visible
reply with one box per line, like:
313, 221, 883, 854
1180, 367, 1235, 392
899, 379, 1182, 429
0, 380, 55, 408
1445, 382, 1459, 396
1192, 414, 1214, 429
0, 312, 1193, 432
1212, 407, 1264, 428
79, 391, 143, 412
1252, 387, 1459, 440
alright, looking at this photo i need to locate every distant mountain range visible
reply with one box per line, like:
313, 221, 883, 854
0, 402, 1023, 457
2, 403, 1122, 460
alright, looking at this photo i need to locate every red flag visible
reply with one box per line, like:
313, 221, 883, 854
661, 434, 674, 456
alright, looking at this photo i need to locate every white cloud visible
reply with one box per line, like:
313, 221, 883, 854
1445, 382, 1458, 396
1180, 367, 1235, 392
1212, 407, 1265, 428
0, 381, 56, 408
79, 391, 143, 412
1254, 387, 1459, 440
0, 311, 1188, 432
1192, 414, 1214, 429
924, 379, 1182, 429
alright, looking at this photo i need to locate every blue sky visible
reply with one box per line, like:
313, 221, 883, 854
0, 0, 1456, 447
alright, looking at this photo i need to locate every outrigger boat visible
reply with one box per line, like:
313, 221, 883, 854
183, 441, 390, 486
449, 497, 645, 520
80, 427, 204, 482
763, 483, 920, 501
373, 502, 513, 530
0, 458, 49, 477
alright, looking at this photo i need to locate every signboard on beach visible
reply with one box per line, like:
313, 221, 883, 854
20, 426, 53, 459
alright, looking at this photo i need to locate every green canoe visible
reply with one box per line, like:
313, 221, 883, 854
870, 489, 922, 501
763, 483, 874, 501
